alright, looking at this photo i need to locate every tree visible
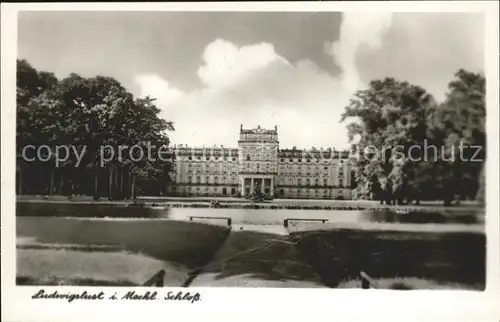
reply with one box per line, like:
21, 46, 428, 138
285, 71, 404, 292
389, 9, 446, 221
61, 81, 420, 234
16, 60, 61, 196
16, 59, 176, 200
476, 165, 485, 205
341, 78, 436, 204
429, 69, 485, 205
342, 70, 486, 206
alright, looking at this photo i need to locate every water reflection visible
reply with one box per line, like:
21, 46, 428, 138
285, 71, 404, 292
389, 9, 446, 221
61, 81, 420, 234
16, 202, 483, 225
360, 210, 482, 225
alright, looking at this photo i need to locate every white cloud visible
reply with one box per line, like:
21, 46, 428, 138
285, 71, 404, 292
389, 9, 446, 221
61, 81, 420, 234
197, 39, 289, 88
134, 73, 185, 107
328, 12, 394, 94
135, 39, 352, 149
135, 12, 484, 150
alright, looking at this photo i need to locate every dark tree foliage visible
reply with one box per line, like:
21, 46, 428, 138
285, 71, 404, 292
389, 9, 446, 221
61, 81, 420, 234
16, 59, 175, 200
342, 70, 486, 206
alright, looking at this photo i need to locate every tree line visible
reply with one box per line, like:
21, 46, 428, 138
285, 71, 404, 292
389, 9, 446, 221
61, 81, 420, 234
16, 60, 486, 205
341, 69, 486, 206
16, 59, 175, 200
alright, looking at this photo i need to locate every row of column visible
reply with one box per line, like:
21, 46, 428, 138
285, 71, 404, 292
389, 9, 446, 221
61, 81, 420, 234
240, 177, 274, 197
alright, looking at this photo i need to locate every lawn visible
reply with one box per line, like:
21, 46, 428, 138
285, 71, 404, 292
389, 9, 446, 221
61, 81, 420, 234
16, 216, 231, 286
17, 247, 189, 286
291, 228, 486, 290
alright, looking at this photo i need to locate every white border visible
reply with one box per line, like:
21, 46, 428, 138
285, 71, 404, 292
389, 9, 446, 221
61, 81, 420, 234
2, 2, 499, 322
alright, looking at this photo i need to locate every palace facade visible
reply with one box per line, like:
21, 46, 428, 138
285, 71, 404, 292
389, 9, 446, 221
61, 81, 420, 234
167, 125, 352, 200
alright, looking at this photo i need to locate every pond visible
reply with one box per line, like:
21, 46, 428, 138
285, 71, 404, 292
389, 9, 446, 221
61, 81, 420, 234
15, 202, 486, 289
15, 202, 484, 225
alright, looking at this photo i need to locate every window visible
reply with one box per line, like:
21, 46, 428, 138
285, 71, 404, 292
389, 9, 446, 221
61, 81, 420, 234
188, 176, 192, 183
206, 176, 210, 183
307, 159, 311, 163
324, 179, 328, 186
324, 167, 328, 170
280, 159, 284, 162
188, 156, 192, 160
196, 176, 200, 183
232, 157, 236, 161
246, 154, 251, 161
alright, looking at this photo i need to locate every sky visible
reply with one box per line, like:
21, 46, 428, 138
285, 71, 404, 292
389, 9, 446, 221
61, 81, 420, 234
18, 11, 484, 149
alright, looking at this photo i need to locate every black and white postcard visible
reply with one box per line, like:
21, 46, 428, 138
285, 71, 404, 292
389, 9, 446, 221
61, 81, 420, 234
2, 2, 499, 322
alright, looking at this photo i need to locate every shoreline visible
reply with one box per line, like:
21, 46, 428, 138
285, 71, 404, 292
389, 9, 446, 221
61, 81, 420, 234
16, 195, 484, 213
16, 217, 485, 288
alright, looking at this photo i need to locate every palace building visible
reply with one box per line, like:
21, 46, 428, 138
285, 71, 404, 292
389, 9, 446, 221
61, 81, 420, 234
168, 125, 353, 200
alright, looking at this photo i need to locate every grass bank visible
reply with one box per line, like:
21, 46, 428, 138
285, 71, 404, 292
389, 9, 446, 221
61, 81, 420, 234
290, 228, 485, 290
16, 216, 231, 286
17, 247, 189, 286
